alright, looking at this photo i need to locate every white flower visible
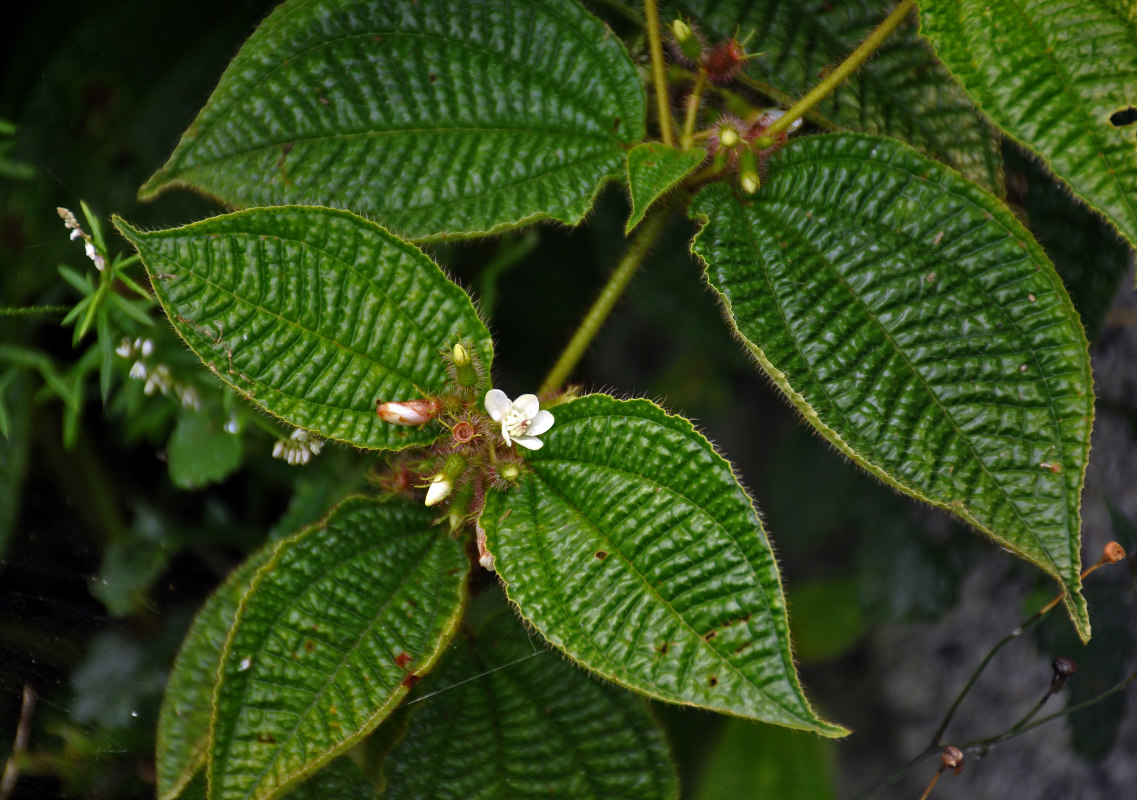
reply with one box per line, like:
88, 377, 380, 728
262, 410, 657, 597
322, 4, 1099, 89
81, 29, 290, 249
484, 389, 554, 450
272, 428, 323, 466
424, 474, 453, 506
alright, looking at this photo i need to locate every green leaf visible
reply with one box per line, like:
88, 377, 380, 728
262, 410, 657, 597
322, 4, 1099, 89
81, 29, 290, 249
689, 133, 1094, 639
168, 410, 244, 490
380, 595, 679, 799
209, 498, 468, 800
158, 547, 274, 800
479, 394, 845, 735
670, 0, 1002, 192
138, 0, 645, 240
917, 0, 1137, 248
625, 143, 705, 233
114, 207, 491, 452
694, 720, 836, 800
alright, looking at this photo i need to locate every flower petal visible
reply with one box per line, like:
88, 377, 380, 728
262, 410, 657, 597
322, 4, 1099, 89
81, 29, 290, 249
513, 393, 540, 419
527, 409, 554, 437
484, 389, 511, 421
513, 435, 544, 450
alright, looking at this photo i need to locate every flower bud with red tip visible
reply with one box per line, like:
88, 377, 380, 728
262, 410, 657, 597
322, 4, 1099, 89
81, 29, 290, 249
376, 398, 441, 426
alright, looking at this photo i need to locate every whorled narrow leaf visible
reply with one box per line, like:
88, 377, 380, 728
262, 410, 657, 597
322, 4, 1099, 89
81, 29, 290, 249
669, 0, 1002, 192
208, 498, 468, 800
158, 547, 273, 800
138, 0, 645, 240
689, 133, 1094, 639
114, 207, 491, 452
380, 597, 679, 799
625, 143, 706, 233
479, 394, 845, 735
918, 0, 1137, 248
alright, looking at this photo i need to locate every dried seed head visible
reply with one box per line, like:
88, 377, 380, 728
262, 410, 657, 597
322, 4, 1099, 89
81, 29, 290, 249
1103, 541, 1126, 563
940, 746, 964, 774
701, 38, 747, 84
1051, 656, 1078, 692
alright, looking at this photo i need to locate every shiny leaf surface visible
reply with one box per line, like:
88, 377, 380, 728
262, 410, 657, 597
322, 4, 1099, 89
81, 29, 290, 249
690, 133, 1093, 639
625, 143, 705, 233
918, 0, 1137, 247
158, 548, 274, 800
209, 498, 468, 800
381, 598, 679, 799
115, 207, 491, 452
139, 0, 645, 240
480, 394, 845, 734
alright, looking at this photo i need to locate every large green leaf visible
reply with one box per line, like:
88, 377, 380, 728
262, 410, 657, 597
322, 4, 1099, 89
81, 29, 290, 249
138, 0, 645, 240
918, 0, 1137, 248
286, 758, 376, 800
209, 498, 468, 800
689, 133, 1094, 639
669, 0, 1002, 192
380, 596, 679, 799
479, 394, 845, 735
159, 547, 275, 800
114, 207, 491, 452
694, 720, 836, 800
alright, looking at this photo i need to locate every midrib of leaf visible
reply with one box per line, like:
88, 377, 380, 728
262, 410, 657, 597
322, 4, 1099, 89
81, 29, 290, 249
528, 458, 811, 728
212, 530, 447, 800
738, 197, 1070, 576
148, 229, 436, 396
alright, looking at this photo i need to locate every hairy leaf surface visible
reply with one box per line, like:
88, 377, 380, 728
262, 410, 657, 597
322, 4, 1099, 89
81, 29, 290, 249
139, 0, 645, 240
690, 133, 1093, 638
158, 547, 274, 800
381, 599, 679, 799
480, 394, 845, 734
918, 0, 1137, 247
209, 498, 467, 800
115, 208, 490, 452
670, 0, 1002, 191
625, 143, 705, 233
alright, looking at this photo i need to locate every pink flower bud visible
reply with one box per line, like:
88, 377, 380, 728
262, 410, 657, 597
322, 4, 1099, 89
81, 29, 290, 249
375, 398, 441, 426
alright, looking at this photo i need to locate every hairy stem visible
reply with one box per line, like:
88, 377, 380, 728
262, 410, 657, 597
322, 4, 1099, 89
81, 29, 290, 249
539, 211, 668, 394
643, 0, 674, 146
761, 0, 915, 142
681, 70, 708, 148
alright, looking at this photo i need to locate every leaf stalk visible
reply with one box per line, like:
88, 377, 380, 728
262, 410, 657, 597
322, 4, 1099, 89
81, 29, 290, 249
643, 0, 674, 146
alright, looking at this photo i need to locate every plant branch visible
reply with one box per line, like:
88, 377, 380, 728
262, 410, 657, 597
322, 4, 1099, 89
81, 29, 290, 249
539, 211, 668, 394
643, 0, 674, 146
680, 70, 708, 148
760, 0, 915, 142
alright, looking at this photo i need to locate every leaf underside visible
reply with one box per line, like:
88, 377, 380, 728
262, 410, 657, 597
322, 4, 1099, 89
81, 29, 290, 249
690, 133, 1093, 639
671, 0, 1003, 192
625, 143, 706, 233
115, 207, 491, 452
208, 498, 468, 800
139, 0, 646, 240
918, 0, 1137, 249
381, 599, 680, 799
480, 394, 846, 734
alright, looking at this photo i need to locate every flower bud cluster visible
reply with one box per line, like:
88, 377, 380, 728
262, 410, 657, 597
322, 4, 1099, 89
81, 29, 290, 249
272, 428, 324, 466
58, 206, 105, 271
116, 337, 201, 410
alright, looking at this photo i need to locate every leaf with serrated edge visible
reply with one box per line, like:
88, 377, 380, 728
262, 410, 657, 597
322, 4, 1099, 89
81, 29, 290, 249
669, 0, 1002, 192
918, 0, 1137, 248
625, 143, 706, 233
381, 596, 679, 799
689, 133, 1093, 639
480, 394, 845, 734
285, 758, 376, 800
158, 547, 274, 800
138, 0, 645, 241
114, 207, 491, 452
208, 498, 468, 800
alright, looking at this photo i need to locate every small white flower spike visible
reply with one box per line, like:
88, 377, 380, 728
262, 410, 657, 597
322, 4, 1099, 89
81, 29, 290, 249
484, 389, 554, 450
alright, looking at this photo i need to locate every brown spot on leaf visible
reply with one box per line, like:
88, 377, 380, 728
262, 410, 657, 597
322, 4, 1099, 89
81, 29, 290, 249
304, 640, 315, 652
735, 641, 752, 654
256, 733, 277, 744
595, 550, 609, 560
395, 652, 412, 669
401, 674, 421, 689
703, 630, 717, 641
429, 73, 438, 83
1110, 107, 1137, 127
708, 675, 718, 688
